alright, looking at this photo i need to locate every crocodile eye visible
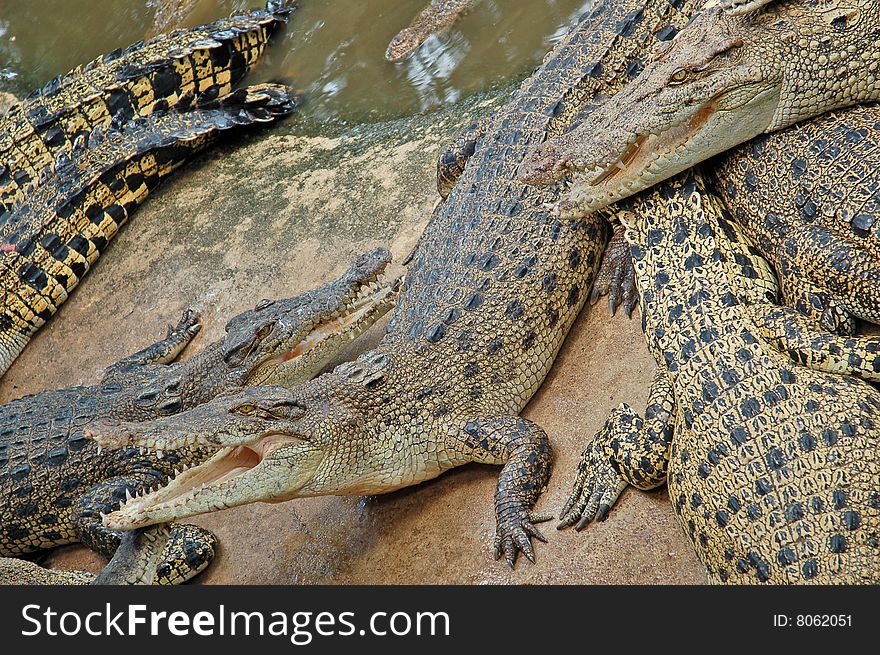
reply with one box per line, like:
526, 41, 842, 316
256, 324, 273, 339
670, 69, 689, 83
235, 404, 255, 415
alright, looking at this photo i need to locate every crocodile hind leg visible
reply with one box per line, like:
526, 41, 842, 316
72, 473, 216, 584
436, 114, 491, 199
590, 216, 638, 318
559, 367, 675, 529
101, 309, 201, 383
750, 302, 880, 381
448, 415, 552, 567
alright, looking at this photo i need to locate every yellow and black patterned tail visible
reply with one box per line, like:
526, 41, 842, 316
0, 0, 297, 212
0, 82, 297, 377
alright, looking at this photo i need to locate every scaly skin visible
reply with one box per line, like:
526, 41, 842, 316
712, 103, 880, 334
0, 1, 295, 211
0, 1, 298, 377
385, 0, 479, 62
0, 84, 296, 377
87, 0, 707, 569
560, 172, 880, 583
0, 249, 397, 584
1, 524, 172, 585
517, 0, 880, 217
590, 102, 880, 334
435, 114, 488, 200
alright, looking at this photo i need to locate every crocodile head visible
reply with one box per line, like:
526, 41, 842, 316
86, 364, 394, 529
221, 247, 398, 387
384, 27, 424, 62
111, 249, 397, 422
517, 5, 784, 216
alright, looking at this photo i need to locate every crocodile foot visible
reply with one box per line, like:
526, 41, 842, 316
591, 220, 638, 318
557, 439, 627, 530
493, 508, 552, 568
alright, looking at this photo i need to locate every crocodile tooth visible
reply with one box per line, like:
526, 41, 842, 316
125, 488, 133, 501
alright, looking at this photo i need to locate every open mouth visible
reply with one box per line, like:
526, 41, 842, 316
571, 100, 720, 205
282, 275, 396, 362
99, 433, 294, 530
247, 271, 400, 384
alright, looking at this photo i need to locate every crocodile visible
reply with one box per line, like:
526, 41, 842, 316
0, 84, 296, 379
558, 170, 880, 583
84, 0, 709, 569
516, 0, 880, 218
709, 103, 880, 335
0, 0, 297, 377
572, 101, 880, 332
0, 249, 397, 584
0, 524, 171, 584
385, 0, 480, 62
0, 0, 295, 213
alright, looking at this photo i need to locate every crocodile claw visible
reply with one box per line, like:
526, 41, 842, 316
493, 511, 552, 567
592, 221, 639, 318
557, 440, 627, 530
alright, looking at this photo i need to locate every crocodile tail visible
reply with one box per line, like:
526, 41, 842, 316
0, 83, 296, 379
0, 1, 298, 212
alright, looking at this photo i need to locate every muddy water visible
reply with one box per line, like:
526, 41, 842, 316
0, 0, 592, 122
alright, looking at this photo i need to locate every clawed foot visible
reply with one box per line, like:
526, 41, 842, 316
168, 308, 201, 340
591, 221, 638, 318
557, 440, 627, 530
493, 509, 553, 568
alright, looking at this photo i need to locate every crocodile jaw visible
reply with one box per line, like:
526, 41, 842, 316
102, 439, 323, 530
555, 85, 779, 217
246, 278, 398, 386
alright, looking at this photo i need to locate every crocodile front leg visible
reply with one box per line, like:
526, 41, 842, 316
559, 368, 675, 529
72, 473, 216, 584
448, 416, 552, 567
750, 302, 880, 381
775, 267, 855, 336
100, 309, 201, 384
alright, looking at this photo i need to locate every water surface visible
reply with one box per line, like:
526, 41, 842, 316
1, 0, 594, 122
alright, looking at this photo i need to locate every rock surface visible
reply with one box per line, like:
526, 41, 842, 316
0, 90, 706, 584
